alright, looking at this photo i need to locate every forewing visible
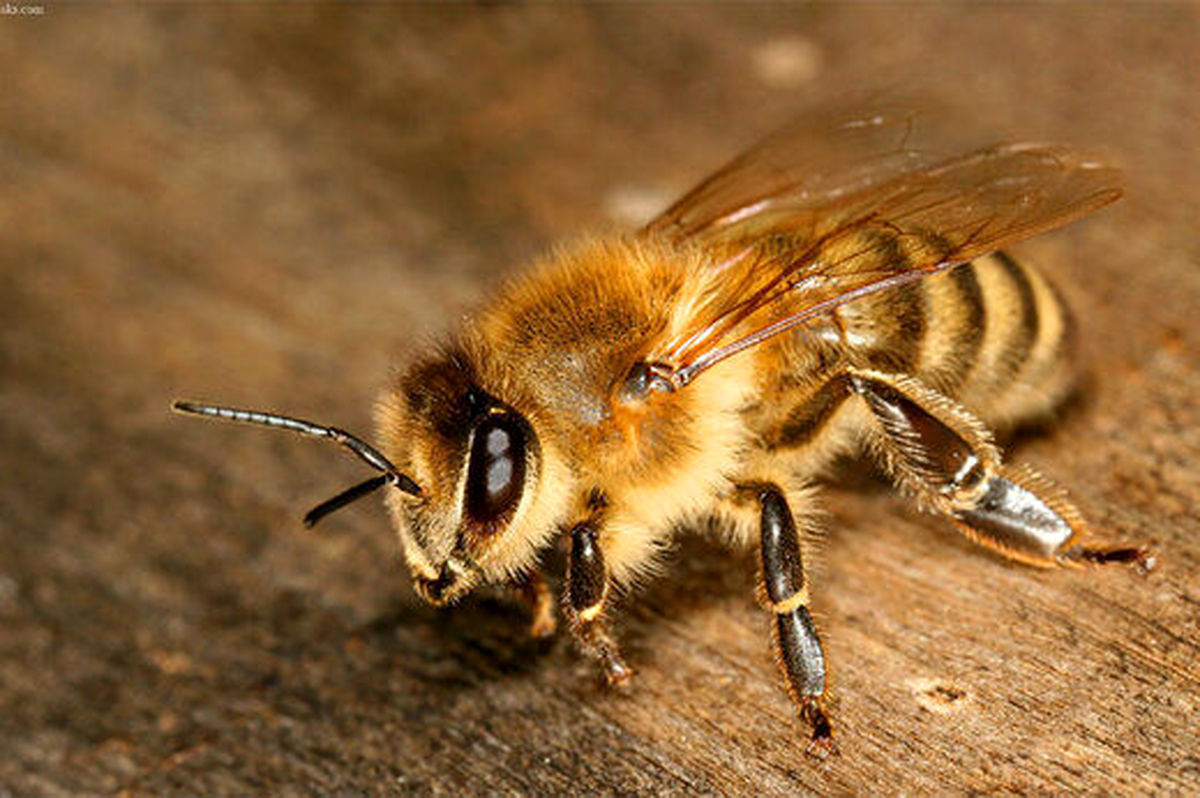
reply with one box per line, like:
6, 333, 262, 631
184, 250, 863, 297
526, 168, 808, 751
643, 99, 942, 241
650, 142, 1123, 386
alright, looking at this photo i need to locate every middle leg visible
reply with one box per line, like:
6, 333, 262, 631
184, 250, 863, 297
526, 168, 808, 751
755, 483, 836, 758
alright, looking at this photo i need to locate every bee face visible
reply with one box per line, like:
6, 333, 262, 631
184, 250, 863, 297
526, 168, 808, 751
382, 355, 543, 606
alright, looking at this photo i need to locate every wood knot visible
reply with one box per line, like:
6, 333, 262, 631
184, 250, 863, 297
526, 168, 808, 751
909, 677, 971, 715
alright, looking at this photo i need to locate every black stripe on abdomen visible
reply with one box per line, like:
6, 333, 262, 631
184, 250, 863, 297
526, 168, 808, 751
935, 262, 986, 394
848, 230, 927, 374
992, 251, 1039, 377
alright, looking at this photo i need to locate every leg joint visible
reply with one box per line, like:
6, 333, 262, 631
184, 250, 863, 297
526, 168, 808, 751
768, 587, 811, 615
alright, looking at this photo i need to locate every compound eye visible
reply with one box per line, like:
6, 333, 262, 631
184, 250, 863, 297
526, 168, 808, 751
464, 413, 527, 530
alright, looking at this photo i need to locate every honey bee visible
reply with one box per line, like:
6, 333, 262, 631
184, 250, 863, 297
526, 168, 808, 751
174, 104, 1155, 757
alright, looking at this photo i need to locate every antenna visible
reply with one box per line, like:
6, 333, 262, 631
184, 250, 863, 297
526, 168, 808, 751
172, 401, 421, 526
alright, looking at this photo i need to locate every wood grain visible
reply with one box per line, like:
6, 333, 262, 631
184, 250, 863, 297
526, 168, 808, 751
1, 6, 1197, 794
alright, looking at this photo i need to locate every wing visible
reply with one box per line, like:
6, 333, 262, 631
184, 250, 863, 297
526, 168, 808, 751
641, 127, 1123, 388
644, 99, 943, 242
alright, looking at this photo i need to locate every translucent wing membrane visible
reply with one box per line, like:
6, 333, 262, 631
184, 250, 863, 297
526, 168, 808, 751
172, 401, 420, 525
642, 107, 1123, 387
644, 100, 932, 241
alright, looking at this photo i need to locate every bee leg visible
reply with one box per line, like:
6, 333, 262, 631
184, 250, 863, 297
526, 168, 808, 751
512, 570, 557, 639
757, 484, 836, 758
565, 521, 632, 686
848, 369, 1155, 572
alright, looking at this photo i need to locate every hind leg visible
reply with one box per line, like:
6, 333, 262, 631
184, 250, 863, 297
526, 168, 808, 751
848, 368, 1155, 571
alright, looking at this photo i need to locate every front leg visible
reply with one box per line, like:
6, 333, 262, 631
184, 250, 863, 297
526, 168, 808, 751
757, 484, 836, 758
511, 570, 557, 640
565, 521, 632, 686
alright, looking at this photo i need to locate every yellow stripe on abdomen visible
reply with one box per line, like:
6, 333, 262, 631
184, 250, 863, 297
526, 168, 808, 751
957, 252, 1076, 427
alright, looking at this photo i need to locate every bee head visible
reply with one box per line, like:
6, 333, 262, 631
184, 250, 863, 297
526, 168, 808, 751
173, 347, 561, 608
379, 354, 560, 607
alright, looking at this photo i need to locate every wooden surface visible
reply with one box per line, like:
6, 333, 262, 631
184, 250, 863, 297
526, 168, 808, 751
2, 6, 1198, 795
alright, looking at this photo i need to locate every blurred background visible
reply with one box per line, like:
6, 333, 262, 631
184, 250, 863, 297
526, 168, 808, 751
1, 6, 1197, 793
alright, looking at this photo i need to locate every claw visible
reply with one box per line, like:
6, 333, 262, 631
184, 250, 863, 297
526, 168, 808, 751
529, 606, 558, 639
603, 654, 634, 689
1063, 544, 1159, 575
805, 733, 839, 760
1133, 546, 1159, 576
802, 701, 837, 758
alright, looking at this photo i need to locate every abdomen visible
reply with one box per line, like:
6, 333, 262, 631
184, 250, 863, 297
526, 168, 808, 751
756, 251, 1077, 457
836, 251, 1077, 427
